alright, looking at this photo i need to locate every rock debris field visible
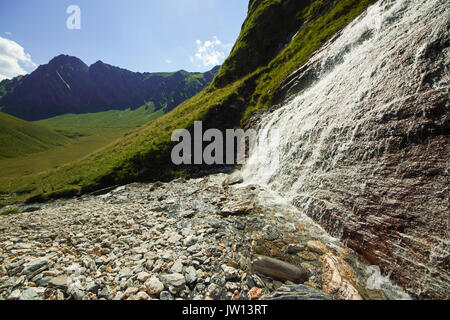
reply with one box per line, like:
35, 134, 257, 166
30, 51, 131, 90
0, 173, 409, 300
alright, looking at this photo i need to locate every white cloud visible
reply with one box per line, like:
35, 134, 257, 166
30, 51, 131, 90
4, 32, 12, 36
192, 36, 232, 67
165, 59, 173, 65
0, 36, 36, 81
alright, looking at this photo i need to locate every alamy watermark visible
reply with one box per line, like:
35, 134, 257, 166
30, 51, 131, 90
171, 121, 257, 165
66, 5, 81, 30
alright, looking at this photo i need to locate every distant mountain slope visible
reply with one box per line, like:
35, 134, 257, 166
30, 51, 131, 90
0, 55, 219, 121
0, 112, 70, 159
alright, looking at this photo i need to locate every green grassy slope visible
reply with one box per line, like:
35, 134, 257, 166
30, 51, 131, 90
0, 105, 165, 183
1, 0, 376, 206
0, 112, 71, 159
34, 103, 164, 138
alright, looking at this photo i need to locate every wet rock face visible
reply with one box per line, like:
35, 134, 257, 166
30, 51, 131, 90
242, 0, 449, 299
294, 89, 450, 299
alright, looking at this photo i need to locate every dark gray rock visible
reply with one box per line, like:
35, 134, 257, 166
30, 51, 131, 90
160, 291, 174, 300
21, 258, 51, 277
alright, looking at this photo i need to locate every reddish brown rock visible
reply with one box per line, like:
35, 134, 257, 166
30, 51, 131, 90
321, 253, 362, 300
248, 287, 263, 300
307, 240, 328, 255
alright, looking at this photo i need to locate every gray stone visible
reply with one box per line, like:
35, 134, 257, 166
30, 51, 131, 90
251, 255, 308, 284
86, 281, 100, 294
286, 244, 304, 254
98, 286, 112, 299
170, 260, 183, 274
162, 273, 186, 288
160, 291, 174, 300
71, 289, 85, 300
187, 244, 201, 253
185, 266, 197, 284
262, 225, 279, 241
37, 276, 52, 287
19, 288, 38, 300
183, 235, 197, 246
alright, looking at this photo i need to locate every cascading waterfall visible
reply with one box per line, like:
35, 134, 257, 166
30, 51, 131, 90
242, 0, 449, 299
243, 0, 448, 194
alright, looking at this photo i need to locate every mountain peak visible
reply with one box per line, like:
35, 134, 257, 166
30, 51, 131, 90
48, 54, 87, 67
91, 60, 106, 67
210, 65, 221, 72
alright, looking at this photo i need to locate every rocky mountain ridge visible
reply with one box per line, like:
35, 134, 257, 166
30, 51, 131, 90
0, 55, 219, 121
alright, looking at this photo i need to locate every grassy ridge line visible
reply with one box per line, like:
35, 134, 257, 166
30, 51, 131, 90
1, 0, 376, 206
0, 112, 71, 159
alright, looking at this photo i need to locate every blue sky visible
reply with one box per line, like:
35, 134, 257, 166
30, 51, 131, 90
0, 0, 248, 80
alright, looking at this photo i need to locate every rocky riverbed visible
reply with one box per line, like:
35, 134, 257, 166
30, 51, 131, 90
0, 173, 409, 300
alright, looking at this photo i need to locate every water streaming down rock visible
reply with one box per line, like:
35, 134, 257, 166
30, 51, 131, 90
243, 0, 449, 299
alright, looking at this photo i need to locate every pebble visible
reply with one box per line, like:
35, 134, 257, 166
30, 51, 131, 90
98, 286, 112, 299
160, 291, 174, 300
19, 288, 38, 300
185, 266, 197, 284
222, 265, 239, 280
145, 277, 164, 296
170, 260, 184, 274
135, 291, 150, 300
137, 272, 151, 283
184, 236, 197, 246
162, 273, 186, 289
123, 287, 139, 299
248, 287, 263, 300
48, 276, 68, 290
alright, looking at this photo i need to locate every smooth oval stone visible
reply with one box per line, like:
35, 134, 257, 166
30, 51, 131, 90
251, 255, 308, 284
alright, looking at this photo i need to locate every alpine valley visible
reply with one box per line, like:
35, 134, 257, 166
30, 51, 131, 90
0, 0, 448, 301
